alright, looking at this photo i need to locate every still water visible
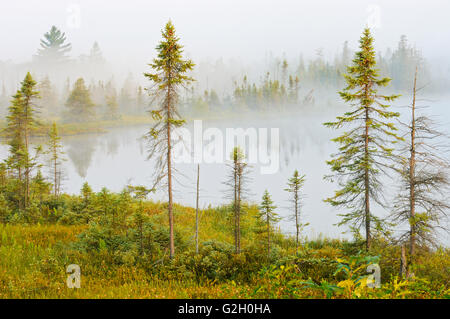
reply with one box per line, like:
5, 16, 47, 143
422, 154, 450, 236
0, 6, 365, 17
1, 97, 449, 244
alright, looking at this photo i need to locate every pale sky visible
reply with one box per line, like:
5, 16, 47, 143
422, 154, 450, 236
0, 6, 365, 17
1, 0, 449, 65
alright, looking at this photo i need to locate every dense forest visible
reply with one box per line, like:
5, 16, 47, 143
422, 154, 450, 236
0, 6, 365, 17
0, 22, 449, 300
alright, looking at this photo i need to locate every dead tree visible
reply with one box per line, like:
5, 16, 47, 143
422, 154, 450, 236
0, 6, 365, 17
393, 67, 450, 267
195, 164, 200, 254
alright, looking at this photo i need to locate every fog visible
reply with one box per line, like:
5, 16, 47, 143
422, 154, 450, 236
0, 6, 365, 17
1, 1, 450, 75
1, 1, 450, 99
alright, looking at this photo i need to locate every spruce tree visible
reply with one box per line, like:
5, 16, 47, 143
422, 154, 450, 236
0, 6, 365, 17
30, 169, 51, 203
46, 122, 66, 196
66, 78, 95, 121
390, 35, 426, 91
105, 92, 119, 120
5, 90, 26, 209
38, 76, 58, 116
127, 185, 153, 256
259, 190, 279, 258
285, 170, 306, 254
5, 73, 41, 209
143, 21, 195, 258
137, 86, 145, 115
224, 147, 251, 254
89, 42, 105, 64
79, 182, 95, 223
36, 26, 72, 64
324, 28, 402, 250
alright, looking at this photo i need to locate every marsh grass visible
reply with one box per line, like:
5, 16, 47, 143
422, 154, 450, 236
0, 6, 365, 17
0, 202, 448, 299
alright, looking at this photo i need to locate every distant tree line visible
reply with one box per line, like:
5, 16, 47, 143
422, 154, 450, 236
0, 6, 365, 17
0, 27, 439, 120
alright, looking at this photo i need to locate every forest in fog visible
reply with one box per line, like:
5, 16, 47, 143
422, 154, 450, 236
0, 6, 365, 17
0, 24, 448, 121
0, 1, 449, 301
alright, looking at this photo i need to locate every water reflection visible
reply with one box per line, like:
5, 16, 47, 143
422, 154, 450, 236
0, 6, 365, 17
65, 135, 98, 178
55, 114, 343, 239
0, 98, 448, 244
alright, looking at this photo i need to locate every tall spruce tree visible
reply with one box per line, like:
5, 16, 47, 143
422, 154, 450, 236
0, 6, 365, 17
36, 26, 72, 64
5, 90, 26, 209
19, 73, 40, 209
324, 28, 402, 250
143, 21, 195, 259
4, 73, 41, 209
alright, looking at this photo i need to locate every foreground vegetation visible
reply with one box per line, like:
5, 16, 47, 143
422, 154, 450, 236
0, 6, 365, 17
0, 201, 448, 299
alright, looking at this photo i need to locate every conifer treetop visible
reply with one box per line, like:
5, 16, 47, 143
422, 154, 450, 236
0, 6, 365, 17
145, 20, 195, 89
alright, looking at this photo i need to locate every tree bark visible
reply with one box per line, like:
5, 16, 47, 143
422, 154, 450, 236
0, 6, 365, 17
364, 93, 371, 251
409, 67, 418, 259
400, 244, 407, 277
234, 159, 238, 254
167, 82, 175, 259
54, 152, 58, 197
237, 164, 242, 254
24, 97, 30, 210
295, 183, 299, 254
195, 164, 200, 254
267, 211, 270, 258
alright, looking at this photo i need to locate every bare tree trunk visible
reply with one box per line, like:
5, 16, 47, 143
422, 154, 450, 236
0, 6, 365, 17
234, 160, 238, 254
267, 212, 270, 258
167, 86, 175, 259
58, 171, 61, 195
54, 155, 58, 196
409, 67, 418, 260
24, 97, 30, 209
24, 167, 29, 208
294, 184, 299, 254
364, 102, 371, 251
237, 165, 242, 254
400, 244, 407, 278
139, 219, 143, 256
18, 167, 23, 210
195, 164, 200, 254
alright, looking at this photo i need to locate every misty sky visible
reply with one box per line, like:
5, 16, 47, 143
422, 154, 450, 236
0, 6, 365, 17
1, 0, 449, 66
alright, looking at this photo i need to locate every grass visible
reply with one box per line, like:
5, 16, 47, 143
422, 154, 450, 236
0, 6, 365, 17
0, 201, 448, 299
0, 197, 447, 299
0, 222, 256, 299
0, 203, 257, 299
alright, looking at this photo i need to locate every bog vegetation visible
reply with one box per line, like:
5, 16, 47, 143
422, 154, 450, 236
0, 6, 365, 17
0, 23, 449, 299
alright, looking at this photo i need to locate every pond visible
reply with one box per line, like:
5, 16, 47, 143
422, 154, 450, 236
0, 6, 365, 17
1, 96, 449, 244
